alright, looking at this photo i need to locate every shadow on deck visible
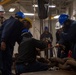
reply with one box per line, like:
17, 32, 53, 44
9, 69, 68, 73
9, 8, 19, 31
21, 70, 76, 75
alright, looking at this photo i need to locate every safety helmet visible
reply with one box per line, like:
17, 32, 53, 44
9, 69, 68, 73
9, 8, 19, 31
55, 22, 63, 29
22, 28, 29, 33
21, 28, 33, 37
0, 5, 5, 12
59, 14, 69, 25
15, 11, 25, 18
21, 17, 32, 28
44, 26, 48, 30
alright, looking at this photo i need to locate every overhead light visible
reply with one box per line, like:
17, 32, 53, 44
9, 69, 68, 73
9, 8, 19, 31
49, 5, 56, 8
50, 0, 56, 8
33, 4, 56, 8
51, 16, 54, 20
33, 4, 38, 7
54, 15, 60, 19
9, 8, 15, 12
24, 13, 34, 16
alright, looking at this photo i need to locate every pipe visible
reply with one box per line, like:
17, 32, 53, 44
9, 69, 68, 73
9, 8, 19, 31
0, 0, 11, 5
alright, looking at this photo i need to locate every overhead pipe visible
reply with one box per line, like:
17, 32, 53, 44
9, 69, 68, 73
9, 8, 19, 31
0, 0, 11, 5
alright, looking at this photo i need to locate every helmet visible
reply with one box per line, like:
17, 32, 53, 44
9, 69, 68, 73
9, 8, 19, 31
0, 5, 5, 12
44, 26, 48, 30
22, 29, 29, 33
15, 11, 25, 18
21, 28, 33, 37
21, 17, 32, 28
55, 22, 63, 29
59, 14, 69, 25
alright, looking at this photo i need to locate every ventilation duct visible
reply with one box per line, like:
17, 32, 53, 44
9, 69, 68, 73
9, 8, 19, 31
37, 0, 49, 19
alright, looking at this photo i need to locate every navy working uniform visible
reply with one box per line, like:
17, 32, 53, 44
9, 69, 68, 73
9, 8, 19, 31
0, 5, 5, 75
0, 15, 24, 75
58, 14, 76, 59
15, 29, 49, 74
40, 26, 53, 58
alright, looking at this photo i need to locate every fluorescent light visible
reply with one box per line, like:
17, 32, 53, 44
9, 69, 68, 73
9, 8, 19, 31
24, 13, 34, 16
54, 15, 60, 19
49, 5, 56, 8
33, 4, 38, 7
9, 8, 15, 12
33, 4, 56, 8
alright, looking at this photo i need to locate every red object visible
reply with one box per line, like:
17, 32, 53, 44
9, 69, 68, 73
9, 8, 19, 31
68, 50, 72, 57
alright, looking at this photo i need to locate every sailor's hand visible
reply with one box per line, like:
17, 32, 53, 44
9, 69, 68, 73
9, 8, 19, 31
1, 42, 6, 51
55, 43, 60, 47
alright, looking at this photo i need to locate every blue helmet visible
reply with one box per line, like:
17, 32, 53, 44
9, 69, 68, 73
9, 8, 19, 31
59, 14, 69, 25
44, 26, 48, 30
15, 11, 25, 18
21, 28, 33, 37
22, 29, 29, 33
